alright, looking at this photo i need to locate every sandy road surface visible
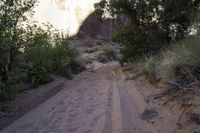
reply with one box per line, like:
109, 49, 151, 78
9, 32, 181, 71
1, 63, 193, 133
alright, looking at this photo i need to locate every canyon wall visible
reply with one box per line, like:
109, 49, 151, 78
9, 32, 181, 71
32, 0, 126, 39
33, 0, 100, 36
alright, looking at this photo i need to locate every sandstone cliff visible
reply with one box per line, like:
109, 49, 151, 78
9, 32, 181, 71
32, 0, 126, 40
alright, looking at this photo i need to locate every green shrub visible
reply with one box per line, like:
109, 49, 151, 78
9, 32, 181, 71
27, 66, 49, 84
96, 44, 117, 62
113, 24, 167, 64
162, 36, 200, 86
23, 26, 51, 83
0, 0, 37, 82
0, 76, 18, 102
143, 57, 158, 83
23, 24, 84, 81
50, 34, 85, 76
0, 0, 84, 104
133, 36, 200, 86
95, 0, 200, 64
0, 24, 84, 103
133, 56, 159, 83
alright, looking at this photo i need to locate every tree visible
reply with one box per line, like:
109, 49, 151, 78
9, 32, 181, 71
0, 0, 36, 81
160, 0, 200, 42
95, 0, 200, 40
95, 0, 200, 62
95, 0, 166, 62
95, 0, 159, 26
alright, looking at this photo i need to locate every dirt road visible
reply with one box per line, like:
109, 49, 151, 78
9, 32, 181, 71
0, 64, 194, 133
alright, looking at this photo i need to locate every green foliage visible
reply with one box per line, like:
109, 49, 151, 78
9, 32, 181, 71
162, 36, 200, 86
0, 0, 37, 103
96, 44, 117, 63
0, 0, 36, 80
95, 0, 200, 62
0, 0, 84, 103
136, 36, 200, 87
23, 24, 84, 83
143, 57, 158, 83
94, 0, 108, 20
50, 33, 84, 75
0, 74, 19, 102
160, 0, 200, 40
114, 24, 166, 63
27, 66, 49, 84
132, 56, 159, 83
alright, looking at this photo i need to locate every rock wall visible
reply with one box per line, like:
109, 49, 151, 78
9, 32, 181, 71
32, 0, 126, 40
32, 0, 100, 36
77, 13, 126, 40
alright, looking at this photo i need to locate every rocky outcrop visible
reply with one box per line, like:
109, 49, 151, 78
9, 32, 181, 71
32, 0, 100, 35
77, 13, 127, 40
32, 0, 127, 40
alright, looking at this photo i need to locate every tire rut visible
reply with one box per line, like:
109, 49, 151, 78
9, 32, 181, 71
118, 85, 145, 133
1, 65, 162, 133
1, 68, 113, 133
103, 80, 113, 133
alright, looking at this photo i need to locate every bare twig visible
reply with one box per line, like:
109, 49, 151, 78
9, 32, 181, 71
184, 69, 199, 83
185, 82, 200, 88
167, 81, 182, 89
176, 107, 187, 128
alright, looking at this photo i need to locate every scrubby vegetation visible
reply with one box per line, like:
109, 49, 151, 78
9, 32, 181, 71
160, 36, 200, 86
96, 44, 117, 63
0, 0, 84, 104
134, 36, 200, 85
136, 56, 159, 83
95, 0, 200, 106
95, 0, 200, 63
131, 36, 200, 107
24, 25, 84, 82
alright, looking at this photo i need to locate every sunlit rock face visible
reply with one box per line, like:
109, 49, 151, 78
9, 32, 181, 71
77, 14, 127, 40
32, 0, 100, 36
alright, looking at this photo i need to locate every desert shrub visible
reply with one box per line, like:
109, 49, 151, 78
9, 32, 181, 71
127, 36, 200, 109
50, 31, 85, 75
0, 82, 13, 102
0, 0, 84, 103
0, 75, 19, 102
133, 36, 200, 86
50, 42, 84, 77
27, 66, 49, 84
139, 36, 200, 107
0, 0, 36, 81
96, 44, 117, 63
113, 24, 167, 64
96, 53, 107, 63
133, 56, 160, 83
0, 67, 31, 104
24, 24, 84, 81
23, 25, 52, 84
0, 24, 84, 102
95, 0, 200, 64
142, 57, 159, 83
0, 23, 84, 101
162, 36, 200, 86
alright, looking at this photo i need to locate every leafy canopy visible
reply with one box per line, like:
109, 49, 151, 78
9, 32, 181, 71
0, 0, 37, 79
95, 0, 200, 62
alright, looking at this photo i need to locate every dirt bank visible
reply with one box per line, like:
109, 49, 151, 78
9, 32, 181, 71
0, 76, 66, 131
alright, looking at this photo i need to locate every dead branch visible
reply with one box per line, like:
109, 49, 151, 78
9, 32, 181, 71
176, 107, 187, 128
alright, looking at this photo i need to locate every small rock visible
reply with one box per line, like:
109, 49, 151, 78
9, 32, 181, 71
140, 108, 159, 120
189, 112, 200, 124
96, 41, 102, 45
